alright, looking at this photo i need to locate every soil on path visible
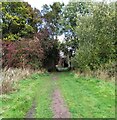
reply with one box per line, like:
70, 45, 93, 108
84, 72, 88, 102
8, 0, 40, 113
52, 89, 71, 118
25, 99, 36, 118
25, 73, 71, 118
52, 73, 71, 118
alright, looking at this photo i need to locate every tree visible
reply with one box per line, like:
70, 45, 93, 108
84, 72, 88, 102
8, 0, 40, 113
41, 2, 64, 39
59, 1, 90, 48
2, 2, 42, 40
72, 1, 116, 71
35, 29, 59, 71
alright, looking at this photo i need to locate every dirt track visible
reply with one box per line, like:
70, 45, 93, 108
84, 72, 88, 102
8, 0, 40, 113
25, 73, 71, 118
52, 89, 71, 118
52, 74, 71, 118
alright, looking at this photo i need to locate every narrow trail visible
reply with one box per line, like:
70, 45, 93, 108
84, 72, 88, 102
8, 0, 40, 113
51, 73, 71, 118
52, 89, 71, 118
25, 73, 71, 118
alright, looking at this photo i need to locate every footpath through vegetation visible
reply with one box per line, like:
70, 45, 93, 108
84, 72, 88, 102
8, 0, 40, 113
1, 1, 116, 119
1, 72, 115, 118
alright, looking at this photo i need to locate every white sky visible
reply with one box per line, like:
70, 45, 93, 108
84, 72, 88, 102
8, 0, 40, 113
23, 0, 115, 10
23, 0, 70, 10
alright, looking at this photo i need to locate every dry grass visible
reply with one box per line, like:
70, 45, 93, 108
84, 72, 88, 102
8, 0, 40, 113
75, 69, 115, 82
1, 68, 45, 94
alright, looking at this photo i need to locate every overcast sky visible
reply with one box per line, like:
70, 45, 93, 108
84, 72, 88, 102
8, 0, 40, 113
23, 0, 69, 10
23, 0, 115, 10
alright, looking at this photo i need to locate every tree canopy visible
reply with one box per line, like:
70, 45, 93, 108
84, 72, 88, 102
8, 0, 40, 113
2, 1, 116, 73
2, 2, 41, 40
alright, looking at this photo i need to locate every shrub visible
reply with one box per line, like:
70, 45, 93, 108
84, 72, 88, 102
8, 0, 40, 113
35, 30, 59, 70
2, 36, 44, 69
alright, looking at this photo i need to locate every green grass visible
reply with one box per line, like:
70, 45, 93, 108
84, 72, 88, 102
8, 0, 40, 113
35, 73, 53, 118
1, 73, 53, 118
1, 72, 115, 118
57, 72, 115, 118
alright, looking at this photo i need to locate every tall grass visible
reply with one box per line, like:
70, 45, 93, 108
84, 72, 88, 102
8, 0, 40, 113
1, 68, 45, 94
75, 69, 115, 82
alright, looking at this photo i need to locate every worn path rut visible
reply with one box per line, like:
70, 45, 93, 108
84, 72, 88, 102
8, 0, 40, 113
25, 99, 36, 118
52, 73, 71, 118
25, 73, 71, 118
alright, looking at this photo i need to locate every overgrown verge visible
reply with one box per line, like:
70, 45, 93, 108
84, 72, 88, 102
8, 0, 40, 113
1, 68, 45, 94
73, 63, 115, 82
1, 73, 52, 118
1, 73, 39, 118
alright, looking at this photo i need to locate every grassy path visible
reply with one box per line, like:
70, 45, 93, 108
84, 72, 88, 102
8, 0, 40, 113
51, 73, 71, 118
1, 72, 115, 118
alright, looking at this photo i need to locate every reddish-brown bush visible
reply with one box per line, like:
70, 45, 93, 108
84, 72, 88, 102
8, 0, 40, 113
35, 30, 59, 70
2, 36, 44, 69
2, 29, 59, 70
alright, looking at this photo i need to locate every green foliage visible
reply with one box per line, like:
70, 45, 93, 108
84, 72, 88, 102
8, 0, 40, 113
41, 2, 64, 39
71, 2, 116, 71
2, 1, 116, 71
2, 2, 41, 40
59, 2, 90, 47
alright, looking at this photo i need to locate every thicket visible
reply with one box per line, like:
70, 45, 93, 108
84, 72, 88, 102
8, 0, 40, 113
2, 37, 43, 69
1, 1, 116, 75
71, 2, 116, 77
2, 30, 59, 70
59, 1, 116, 77
2, 2, 59, 70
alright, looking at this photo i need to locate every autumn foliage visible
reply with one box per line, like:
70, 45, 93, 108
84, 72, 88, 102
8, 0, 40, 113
2, 29, 59, 70
2, 37, 44, 69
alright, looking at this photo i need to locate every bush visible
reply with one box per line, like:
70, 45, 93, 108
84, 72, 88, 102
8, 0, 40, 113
2, 36, 44, 69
